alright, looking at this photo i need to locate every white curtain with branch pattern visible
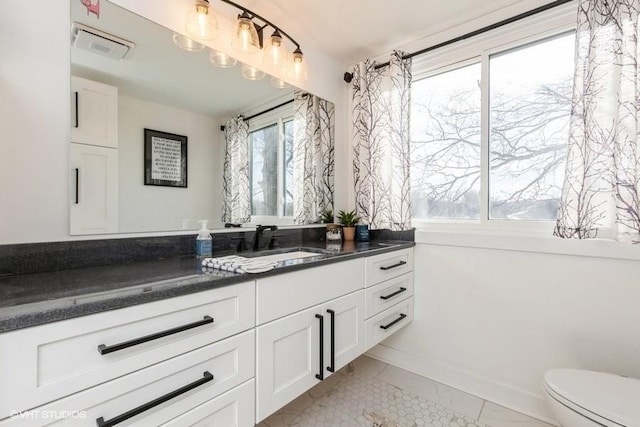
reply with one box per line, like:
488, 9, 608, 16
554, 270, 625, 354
352, 51, 412, 230
292, 91, 335, 224
221, 117, 251, 224
555, 0, 640, 242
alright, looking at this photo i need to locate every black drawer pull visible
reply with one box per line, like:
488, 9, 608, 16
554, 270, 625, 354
380, 313, 407, 330
315, 313, 324, 381
380, 287, 407, 300
74, 91, 79, 128
326, 309, 335, 373
75, 168, 79, 204
379, 260, 407, 271
96, 371, 213, 427
98, 316, 214, 355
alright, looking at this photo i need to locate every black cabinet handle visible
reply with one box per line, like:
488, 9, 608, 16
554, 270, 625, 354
315, 313, 324, 381
74, 91, 79, 128
96, 371, 213, 427
75, 168, 79, 204
380, 287, 407, 300
379, 260, 407, 271
98, 316, 214, 355
326, 309, 335, 373
380, 313, 407, 330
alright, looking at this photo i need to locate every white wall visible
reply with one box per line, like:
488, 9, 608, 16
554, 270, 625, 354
369, 235, 640, 423
0, 1, 70, 244
118, 95, 224, 232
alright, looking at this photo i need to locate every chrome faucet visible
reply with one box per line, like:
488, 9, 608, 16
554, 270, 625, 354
253, 225, 278, 251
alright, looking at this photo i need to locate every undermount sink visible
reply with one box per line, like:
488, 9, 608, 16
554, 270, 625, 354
250, 250, 323, 263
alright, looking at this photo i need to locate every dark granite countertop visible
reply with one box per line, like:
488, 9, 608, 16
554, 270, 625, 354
0, 240, 414, 333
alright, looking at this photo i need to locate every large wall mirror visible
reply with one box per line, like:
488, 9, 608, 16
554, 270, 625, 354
70, 0, 334, 235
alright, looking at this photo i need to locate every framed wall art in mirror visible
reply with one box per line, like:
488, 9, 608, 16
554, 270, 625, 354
144, 129, 188, 188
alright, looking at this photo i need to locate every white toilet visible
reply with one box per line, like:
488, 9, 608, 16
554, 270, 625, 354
543, 369, 640, 427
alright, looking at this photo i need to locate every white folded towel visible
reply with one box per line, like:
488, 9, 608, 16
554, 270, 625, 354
202, 255, 278, 274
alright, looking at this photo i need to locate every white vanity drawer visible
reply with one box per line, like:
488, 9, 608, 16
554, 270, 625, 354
0, 281, 255, 419
365, 273, 414, 318
365, 297, 413, 350
256, 258, 364, 325
160, 379, 254, 427
365, 248, 414, 287
0, 330, 255, 427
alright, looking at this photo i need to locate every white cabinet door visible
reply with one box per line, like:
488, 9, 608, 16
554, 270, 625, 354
69, 143, 117, 234
323, 291, 365, 376
255, 305, 323, 423
71, 76, 118, 148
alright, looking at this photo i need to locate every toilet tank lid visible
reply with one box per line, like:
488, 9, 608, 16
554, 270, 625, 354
544, 369, 640, 427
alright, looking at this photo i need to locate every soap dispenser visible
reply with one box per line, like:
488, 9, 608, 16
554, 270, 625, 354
195, 220, 212, 257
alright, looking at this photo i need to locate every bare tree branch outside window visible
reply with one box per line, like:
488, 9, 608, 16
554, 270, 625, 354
410, 33, 575, 221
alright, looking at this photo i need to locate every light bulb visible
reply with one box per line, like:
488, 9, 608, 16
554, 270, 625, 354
172, 33, 205, 52
241, 63, 265, 81
263, 30, 288, 69
232, 12, 260, 54
185, 0, 218, 41
210, 49, 237, 68
287, 48, 308, 82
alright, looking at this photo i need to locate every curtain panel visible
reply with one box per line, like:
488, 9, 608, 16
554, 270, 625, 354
555, 0, 640, 242
221, 117, 251, 224
352, 51, 412, 231
292, 91, 335, 224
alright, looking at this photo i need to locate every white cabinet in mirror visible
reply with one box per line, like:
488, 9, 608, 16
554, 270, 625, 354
69, 1, 335, 236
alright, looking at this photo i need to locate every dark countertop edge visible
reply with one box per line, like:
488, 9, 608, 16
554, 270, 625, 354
0, 242, 415, 334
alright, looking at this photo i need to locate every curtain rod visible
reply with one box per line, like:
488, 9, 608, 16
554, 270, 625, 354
219, 98, 295, 131
245, 98, 294, 121
343, 0, 574, 82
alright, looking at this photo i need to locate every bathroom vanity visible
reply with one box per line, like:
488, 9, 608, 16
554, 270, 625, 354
0, 242, 414, 426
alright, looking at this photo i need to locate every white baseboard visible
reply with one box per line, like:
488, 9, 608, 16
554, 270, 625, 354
366, 344, 559, 426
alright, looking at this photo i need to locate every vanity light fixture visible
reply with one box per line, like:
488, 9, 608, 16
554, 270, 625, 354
288, 47, 308, 83
185, 0, 218, 41
270, 77, 289, 89
241, 63, 265, 81
210, 49, 238, 67
181, 0, 308, 82
231, 11, 261, 54
263, 29, 288, 69
220, 0, 307, 82
172, 33, 205, 52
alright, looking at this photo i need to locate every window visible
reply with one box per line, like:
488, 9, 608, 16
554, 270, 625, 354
410, 24, 575, 226
489, 35, 574, 220
248, 107, 294, 221
411, 63, 482, 220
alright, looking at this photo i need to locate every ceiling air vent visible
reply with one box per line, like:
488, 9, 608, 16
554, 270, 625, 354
71, 22, 135, 60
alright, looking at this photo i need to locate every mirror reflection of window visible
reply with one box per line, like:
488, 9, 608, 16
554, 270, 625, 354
250, 125, 279, 216
283, 120, 294, 217
249, 110, 295, 221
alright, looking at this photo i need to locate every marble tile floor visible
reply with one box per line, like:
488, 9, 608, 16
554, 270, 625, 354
257, 355, 554, 427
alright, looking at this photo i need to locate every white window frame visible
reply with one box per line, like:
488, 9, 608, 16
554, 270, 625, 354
247, 103, 295, 225
410, 3, 576, 235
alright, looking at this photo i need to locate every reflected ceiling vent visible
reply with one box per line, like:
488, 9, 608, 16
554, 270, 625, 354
71, 22, 135, 60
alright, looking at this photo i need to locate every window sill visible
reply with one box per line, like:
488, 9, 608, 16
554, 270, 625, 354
415, 228, 640, 261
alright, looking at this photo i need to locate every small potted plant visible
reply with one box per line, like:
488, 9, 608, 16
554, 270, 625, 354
337, 209, 360, 241
320, 209, 342, 242
319, 209, 334, 224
